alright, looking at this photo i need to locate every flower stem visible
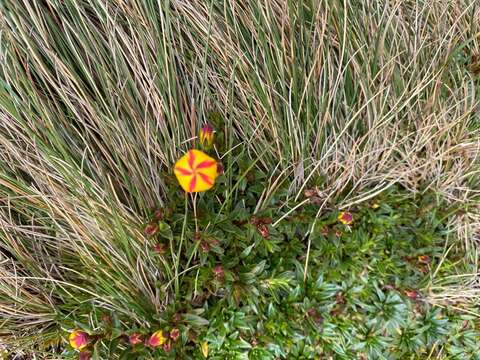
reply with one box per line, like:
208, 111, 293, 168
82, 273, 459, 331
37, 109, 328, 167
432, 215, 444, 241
174, 193, 189, 297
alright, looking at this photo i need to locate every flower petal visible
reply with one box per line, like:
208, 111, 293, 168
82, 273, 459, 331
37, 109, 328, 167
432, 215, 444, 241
196, 160, 216, 170
189, 175, 197, 192
175, 166, 193, 176
188, 150, 195, 169
198, 172, 213, 186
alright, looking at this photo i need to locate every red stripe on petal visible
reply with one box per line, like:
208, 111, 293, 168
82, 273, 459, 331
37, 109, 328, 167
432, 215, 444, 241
189, 175, 197, 192
196, 160, 216, 169
188, 151, 195, 169
198, 172, 213, 186
175, 167, 192, 176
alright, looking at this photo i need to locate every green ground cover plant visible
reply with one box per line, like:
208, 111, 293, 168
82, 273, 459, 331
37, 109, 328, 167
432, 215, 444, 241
0, 0, 479, 358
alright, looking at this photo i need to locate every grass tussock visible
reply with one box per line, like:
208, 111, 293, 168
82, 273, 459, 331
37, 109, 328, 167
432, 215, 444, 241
0, 0, 479, 358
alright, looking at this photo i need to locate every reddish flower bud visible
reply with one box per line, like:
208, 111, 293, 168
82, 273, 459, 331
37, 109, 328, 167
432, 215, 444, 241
163, 340, 172, 352
199, 124, 214, 147
216, 162, 224, 175
306, 308, 323, 324
79, 352, 91, 360
257, 224, 270, 239
129, 333, 143, 346
172, 313, 182, 323
154, 243, 166, 254
418, 255, 430, 264
404, 289, 419, 300
144, 223, 158, 236
338, 211, 353, 225
154, 209, 164, 220
213, 265, 224, 278
200, 241, 210, 253
170, 328, 180, 342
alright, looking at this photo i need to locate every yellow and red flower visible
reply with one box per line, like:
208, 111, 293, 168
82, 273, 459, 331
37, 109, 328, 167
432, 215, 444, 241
147, 330, 167, 347
69, 330, 90, 350
199, 124, 214, 147
174, 149, 218, 193
338, 211, 353, 225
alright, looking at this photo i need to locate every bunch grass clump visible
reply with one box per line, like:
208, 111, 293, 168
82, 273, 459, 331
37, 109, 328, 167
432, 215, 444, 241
0, 0, 479, 358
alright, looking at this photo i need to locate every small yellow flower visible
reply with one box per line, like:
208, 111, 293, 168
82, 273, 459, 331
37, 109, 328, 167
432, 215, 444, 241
147, 330, 167, 347
201, 341, 209, 358
69, 330, 89, 350
338, 211, 353, 225
199, 123, 214, 147
174, 149, 218, 193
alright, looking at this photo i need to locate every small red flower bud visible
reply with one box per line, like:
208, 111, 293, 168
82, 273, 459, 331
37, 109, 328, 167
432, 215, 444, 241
213, 265, 224, 278
163, 340, 172, 352
200, 241, 210, 253
129, 333, 143, 346
404, 289, 419, 300
418, 255, 430, 264
338, 211, 353, 225
144, 223, 158, 236
79, 352, 91, 360
257, 224, 270, 239
172, 313, 182, 323
170, 328, 180, 342
216, 162, 224, 175
154, 209, 164, 220
154, 243, 166, 254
